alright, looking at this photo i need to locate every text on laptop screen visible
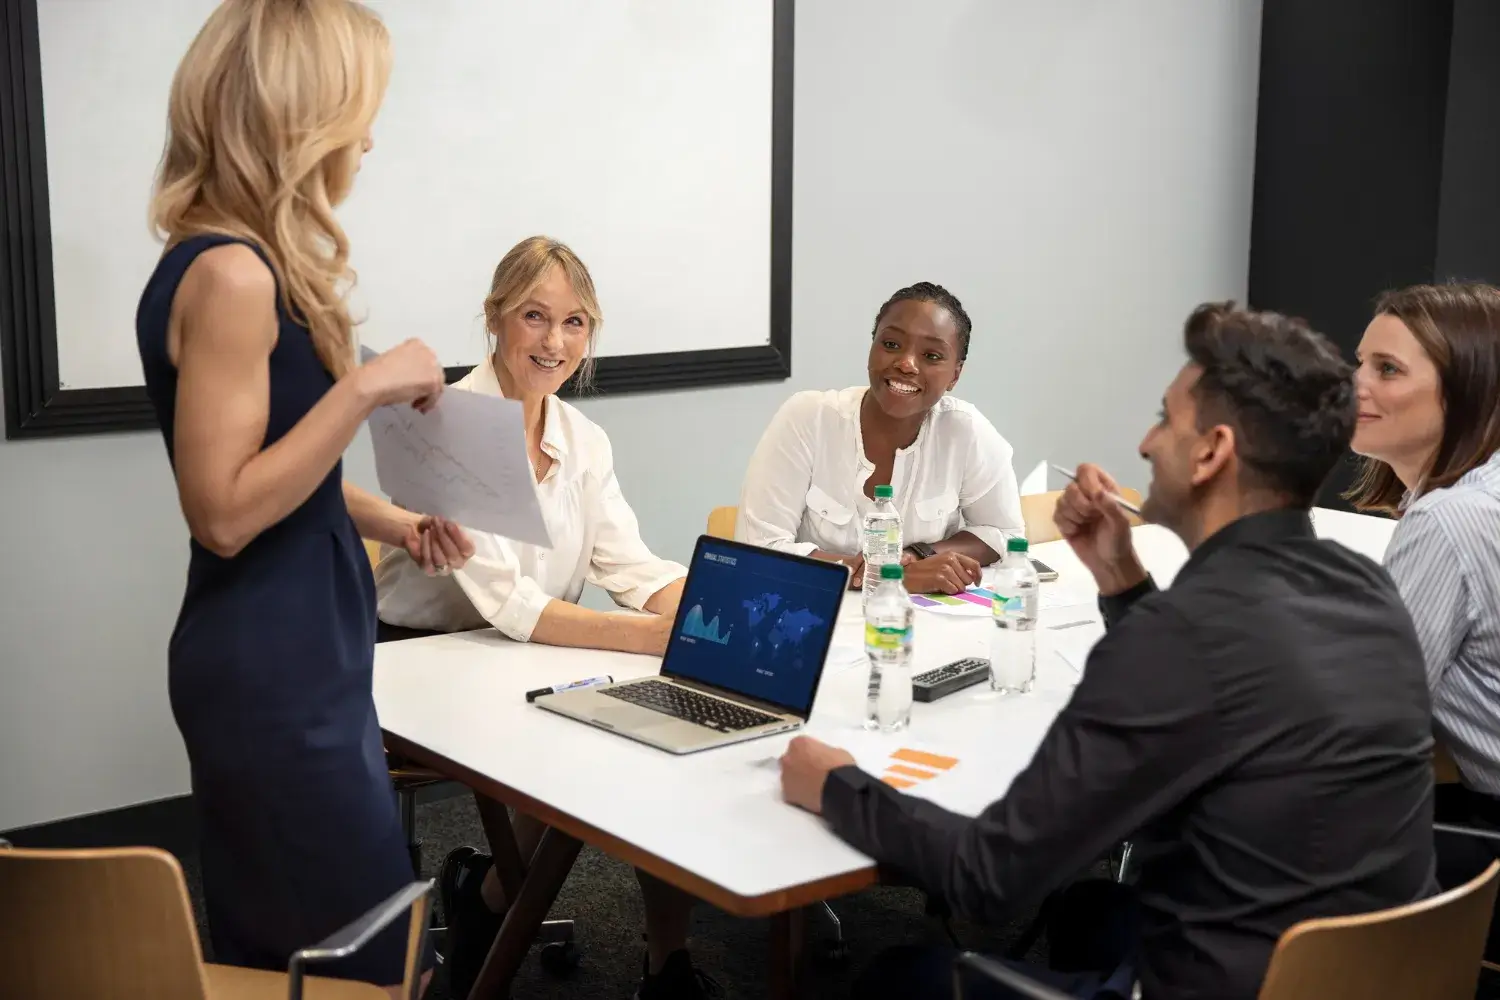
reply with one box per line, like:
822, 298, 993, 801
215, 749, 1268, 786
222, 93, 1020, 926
664, 539, 844, 714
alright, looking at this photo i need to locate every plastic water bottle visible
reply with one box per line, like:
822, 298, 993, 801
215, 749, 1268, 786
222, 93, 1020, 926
990, 537, 1038, 694
862, 484, 903, 603
864, 563, 914, 731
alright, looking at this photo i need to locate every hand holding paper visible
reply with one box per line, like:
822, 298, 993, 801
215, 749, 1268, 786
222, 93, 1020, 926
357, 339, 445, 412
359, 345, 551, 546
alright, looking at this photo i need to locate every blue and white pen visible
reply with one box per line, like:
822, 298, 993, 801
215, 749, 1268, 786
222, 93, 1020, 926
526, 675, 614, 703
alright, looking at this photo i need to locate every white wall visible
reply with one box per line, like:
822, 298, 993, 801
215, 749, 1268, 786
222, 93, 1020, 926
0, 0, 1262, 831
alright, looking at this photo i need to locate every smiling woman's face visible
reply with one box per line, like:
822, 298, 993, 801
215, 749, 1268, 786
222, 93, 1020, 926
865, 298, 964, 420
1350, 313, 1444, 475
492, 265, 591, 397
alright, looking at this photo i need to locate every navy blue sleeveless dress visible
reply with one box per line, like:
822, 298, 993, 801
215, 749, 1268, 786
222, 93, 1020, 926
136, 235, 432, 983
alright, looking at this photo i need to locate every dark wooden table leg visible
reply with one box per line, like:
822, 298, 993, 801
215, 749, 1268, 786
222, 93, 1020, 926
467, 826, 582, 999
768, 907, 807, 1000
474, 791, 527, 902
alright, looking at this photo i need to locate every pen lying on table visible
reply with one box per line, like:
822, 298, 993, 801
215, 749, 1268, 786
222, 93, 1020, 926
1049, 464, 1144, 517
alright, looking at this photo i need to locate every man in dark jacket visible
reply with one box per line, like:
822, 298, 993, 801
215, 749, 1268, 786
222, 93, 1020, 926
780, 302, 1437, 1000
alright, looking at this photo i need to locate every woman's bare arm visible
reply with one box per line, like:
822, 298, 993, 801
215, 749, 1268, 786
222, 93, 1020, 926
343, 481, 420, 547
170, 245, 381, 557
344, 482, 475, 573
931, 530, 1001, 565
642, 578, 685, 617
529, 600, 673, 656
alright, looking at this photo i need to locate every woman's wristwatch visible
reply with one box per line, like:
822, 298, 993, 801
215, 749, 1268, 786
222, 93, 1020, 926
904, 541, 937, 560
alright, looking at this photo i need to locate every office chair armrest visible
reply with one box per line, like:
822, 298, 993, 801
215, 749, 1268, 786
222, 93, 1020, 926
287, 880, 433, 1000
952, 951, 1077, 1000
1435, 821, 1500, 844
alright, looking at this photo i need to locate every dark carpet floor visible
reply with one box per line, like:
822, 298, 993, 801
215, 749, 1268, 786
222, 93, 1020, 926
178, 790, 1051, 999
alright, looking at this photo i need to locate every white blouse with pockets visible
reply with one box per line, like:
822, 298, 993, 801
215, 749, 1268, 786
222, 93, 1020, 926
735, 386, 1024, 558
374, 360, 686, 641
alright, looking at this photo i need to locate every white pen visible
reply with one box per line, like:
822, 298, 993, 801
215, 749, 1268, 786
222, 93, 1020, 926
1050, 463, 1143, 517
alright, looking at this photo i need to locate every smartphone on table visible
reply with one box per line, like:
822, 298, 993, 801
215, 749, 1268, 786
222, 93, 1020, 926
1030, 558, 1059, 582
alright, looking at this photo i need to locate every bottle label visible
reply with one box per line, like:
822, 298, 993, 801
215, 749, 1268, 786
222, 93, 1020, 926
996, 595, 1024, 614
865, 623, 911, 650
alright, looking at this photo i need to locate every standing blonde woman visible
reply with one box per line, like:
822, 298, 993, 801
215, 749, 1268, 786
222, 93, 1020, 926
135, 1, 472, 992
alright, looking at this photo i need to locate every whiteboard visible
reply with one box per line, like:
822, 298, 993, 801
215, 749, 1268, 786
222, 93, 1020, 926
5, 0, 790, 436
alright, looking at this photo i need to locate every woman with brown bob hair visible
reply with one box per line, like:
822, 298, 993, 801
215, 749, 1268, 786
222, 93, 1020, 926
1348, 280, 1500, 959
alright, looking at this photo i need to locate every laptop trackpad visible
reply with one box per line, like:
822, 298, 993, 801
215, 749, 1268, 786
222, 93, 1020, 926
591, 703, 682, 735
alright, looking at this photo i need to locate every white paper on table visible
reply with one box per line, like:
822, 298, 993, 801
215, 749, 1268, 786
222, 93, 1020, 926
1039, 585, 1096, 610
361, 348, 550, 546
1046, 619, 1105, 674
911, 582, 1095, 617
752, 725, 963, 798
822, 641, 869, 674
729, 723, 1043, 815
911, 598, 989, 617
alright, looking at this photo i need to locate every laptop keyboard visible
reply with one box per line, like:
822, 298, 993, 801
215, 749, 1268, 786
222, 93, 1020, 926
600, 680, 781, 733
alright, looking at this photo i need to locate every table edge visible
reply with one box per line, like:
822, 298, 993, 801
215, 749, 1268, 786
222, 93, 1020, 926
383, 730, 880, 917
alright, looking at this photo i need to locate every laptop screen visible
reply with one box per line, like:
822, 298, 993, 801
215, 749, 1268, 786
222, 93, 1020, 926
661, 536, 848, 716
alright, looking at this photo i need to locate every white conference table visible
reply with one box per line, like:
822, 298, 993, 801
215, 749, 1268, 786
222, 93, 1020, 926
372, 507, 1395, 998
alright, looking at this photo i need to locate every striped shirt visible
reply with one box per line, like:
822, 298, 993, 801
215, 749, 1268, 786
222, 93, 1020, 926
1384, 448, 1500, 795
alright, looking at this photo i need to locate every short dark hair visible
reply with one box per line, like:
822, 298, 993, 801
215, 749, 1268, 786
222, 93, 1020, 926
871, 282, 973, 362
1347, 282, 1500, 513
1182, 302, 1356, 506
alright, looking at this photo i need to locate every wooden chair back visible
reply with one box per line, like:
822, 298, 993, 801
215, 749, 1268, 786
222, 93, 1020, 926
0, 845, 210, 1000
1021, 488, 1144, 545
1257, 860, 1500, 999
1435, 742, 1463, 784
363, 538, 383, 571
706, 506, 738, 540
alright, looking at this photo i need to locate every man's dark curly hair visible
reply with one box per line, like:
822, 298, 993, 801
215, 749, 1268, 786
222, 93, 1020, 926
1183, 302, 1355, 506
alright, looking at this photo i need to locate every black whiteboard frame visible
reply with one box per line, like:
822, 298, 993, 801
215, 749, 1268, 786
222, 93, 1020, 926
0, 0, 794, 439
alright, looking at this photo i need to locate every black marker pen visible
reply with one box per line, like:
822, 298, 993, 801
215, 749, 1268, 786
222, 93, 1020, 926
526, 675, 613, 703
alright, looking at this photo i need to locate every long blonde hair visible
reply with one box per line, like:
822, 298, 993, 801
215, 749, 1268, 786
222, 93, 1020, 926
483, 237, 604, 392
149, 0, 391, 378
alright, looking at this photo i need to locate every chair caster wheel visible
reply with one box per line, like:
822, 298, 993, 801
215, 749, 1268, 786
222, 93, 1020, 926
817, 940, 850, 966
539, 940, 580, 974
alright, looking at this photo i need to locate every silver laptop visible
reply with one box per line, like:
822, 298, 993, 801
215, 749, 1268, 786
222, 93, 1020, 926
534, 535, 850, 754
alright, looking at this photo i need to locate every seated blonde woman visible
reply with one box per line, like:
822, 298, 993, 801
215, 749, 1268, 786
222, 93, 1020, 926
374, 236, 707, 1000
737, 281, 1024, 594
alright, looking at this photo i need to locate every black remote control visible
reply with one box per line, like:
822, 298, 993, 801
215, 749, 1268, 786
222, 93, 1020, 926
912, 657, 991, 702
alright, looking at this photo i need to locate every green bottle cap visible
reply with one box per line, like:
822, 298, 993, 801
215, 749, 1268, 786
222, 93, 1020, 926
873, 485, 893, 499
1007, 537, 1029, 553
880, 563, 904, 580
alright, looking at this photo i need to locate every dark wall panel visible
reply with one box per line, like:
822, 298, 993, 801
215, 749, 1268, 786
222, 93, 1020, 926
1435, 0, 1500, 284
1249, 0, 1452, 353
1248, 0, 1500, 508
